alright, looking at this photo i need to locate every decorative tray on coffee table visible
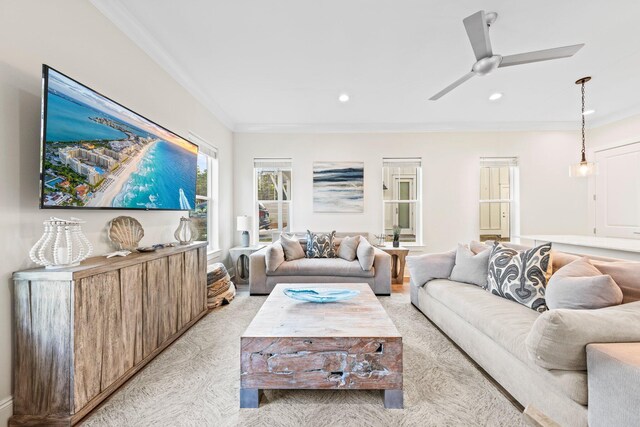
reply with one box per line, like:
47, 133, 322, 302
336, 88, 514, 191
283, 288, 360, 303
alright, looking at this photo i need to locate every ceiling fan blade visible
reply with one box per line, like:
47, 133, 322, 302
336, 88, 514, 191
429, 72, 476, 100
499, 43, 585, 68
463, 10, 493, 61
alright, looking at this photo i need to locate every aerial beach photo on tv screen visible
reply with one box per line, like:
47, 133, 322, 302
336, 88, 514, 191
41, 66, 197, 209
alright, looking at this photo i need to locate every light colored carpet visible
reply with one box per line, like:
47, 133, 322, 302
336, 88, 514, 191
82, 293, 525, 426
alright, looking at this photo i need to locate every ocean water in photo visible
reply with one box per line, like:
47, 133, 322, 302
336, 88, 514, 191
45, 92, 126, 142
111, 140, 197, 210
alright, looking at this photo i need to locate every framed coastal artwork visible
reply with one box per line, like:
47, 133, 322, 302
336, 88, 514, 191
313, 161, 364, 213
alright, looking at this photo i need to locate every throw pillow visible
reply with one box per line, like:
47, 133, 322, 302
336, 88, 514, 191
280, 233, 305, 261
546, 257, 623, 310
486, 242, 552, 312
470, 240, 491, 254
305, 230, 336, 258
592, 260, 640, 303
406, 250, 456, 287
356, 238, 375, 271
337, 235, 360, 261
449, 244, 491, 287
265, 241, 285, 273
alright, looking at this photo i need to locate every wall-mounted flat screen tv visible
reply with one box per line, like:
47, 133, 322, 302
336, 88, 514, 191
40, 65, 198, 210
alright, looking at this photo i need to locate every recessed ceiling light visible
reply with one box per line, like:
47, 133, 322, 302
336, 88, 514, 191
582, 109, 595, 116
338, 93, 350, 103
488, 92, 503, 101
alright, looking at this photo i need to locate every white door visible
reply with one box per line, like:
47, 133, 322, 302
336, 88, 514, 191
595, 142, 640, 239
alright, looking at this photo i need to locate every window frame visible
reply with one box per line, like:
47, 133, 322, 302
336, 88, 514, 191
382, 158, 423, 246
253, 158, 293, 243
189, 132, 219, 255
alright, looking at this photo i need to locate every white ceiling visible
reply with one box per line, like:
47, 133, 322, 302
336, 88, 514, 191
92, 0, 640, 132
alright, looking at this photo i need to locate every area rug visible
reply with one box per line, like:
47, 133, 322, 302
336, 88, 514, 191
82, 293, 525, 426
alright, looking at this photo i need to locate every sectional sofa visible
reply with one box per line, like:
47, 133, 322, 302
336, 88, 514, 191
408, 242, 640, 427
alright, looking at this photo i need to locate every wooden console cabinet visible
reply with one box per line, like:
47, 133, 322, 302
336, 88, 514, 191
11, 242, 208, 426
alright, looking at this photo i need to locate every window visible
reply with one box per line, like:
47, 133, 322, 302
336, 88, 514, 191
382, 158, 422, 245
254, 158, 292, 243
189, 134, 219, 252
479, 157, 519, 242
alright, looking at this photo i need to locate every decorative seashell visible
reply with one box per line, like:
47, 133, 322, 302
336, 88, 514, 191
108, 216, 144, 251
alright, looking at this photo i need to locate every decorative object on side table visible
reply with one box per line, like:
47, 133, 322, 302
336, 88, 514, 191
283, 287, 360, 303
174, 216, 198, 245
379, 245, 410, 284
29, 217, 92, 268
375, 233, 386, 246
392, 225, 401, 248
229, 245, 265, 285
207, 262, 236, 309
108, 216, 144, 250
237, 215, 251, 247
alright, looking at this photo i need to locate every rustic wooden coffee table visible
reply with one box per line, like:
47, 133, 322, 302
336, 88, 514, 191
240, 283, 403, 409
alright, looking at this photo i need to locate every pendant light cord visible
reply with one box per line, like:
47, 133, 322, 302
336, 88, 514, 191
581, 81, 586, 163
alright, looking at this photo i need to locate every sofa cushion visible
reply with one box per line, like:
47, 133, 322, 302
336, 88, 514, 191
305, 230, 337, 258
406, 250, 455, 287
450, 244, 490, 287
337, 235, 360, 261
487, 242, 552, 313
546, 257, 623, 310
270, 258, 375, 278
526, 301, 640, 371
424, 279, 588, 405
265, 242, 285, 273
356, 238, 375, 271
280, 234, 305, 261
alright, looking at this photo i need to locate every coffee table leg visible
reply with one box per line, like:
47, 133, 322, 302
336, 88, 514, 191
240, 388, 263, 408
383, 389, 403, 409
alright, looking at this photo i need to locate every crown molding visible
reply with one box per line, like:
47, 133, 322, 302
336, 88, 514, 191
234, 121, 581, 134
90, 0, 235, 131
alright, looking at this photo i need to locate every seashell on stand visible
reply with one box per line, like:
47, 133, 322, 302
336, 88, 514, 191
108, 216, 144, 251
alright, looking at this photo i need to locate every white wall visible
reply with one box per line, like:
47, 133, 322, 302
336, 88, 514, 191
0, 0, 233, 423
233, 130, 591, 252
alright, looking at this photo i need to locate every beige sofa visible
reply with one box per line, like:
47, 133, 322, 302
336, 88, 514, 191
408, 244, 640, 427
249, 234, 392, 295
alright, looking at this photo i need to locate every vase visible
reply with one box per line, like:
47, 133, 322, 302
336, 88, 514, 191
174, 216, 199, 245
29, 217, 93, 268
393, 240, 400, 248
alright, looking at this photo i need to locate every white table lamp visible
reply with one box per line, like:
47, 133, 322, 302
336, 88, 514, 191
237, 216, 251, 247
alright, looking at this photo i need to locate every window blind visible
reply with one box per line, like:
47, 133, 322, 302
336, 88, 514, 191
383, 158, 422, 168
254, 158, 292, 169
480, 157, 518, 167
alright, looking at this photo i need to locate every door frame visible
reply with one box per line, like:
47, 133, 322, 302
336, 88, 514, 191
392, 174, 416, 235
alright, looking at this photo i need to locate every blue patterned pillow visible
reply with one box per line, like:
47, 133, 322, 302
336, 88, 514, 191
486, 242, 552, 312
305, 230, 336, 258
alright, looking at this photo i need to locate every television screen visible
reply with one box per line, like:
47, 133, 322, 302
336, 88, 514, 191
40, 65, 198, 210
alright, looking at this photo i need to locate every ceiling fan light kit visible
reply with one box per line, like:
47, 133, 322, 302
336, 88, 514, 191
570, 76, 598, 178
429, 10, 584, 100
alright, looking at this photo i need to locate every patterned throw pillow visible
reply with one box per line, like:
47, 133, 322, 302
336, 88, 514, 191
486, 242, 552, 312
305, 230, 336, 258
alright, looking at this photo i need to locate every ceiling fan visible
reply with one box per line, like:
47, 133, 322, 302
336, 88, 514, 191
429, 10, 584, 100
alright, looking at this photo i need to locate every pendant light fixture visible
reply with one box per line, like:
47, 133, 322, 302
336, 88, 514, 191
570, 76, 597, 177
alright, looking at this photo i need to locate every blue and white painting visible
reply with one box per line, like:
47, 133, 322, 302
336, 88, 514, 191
313, 161, 364, 213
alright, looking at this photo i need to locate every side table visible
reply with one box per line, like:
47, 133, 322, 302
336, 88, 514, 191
378, 246, 410, 284
230, 245, 265, 285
